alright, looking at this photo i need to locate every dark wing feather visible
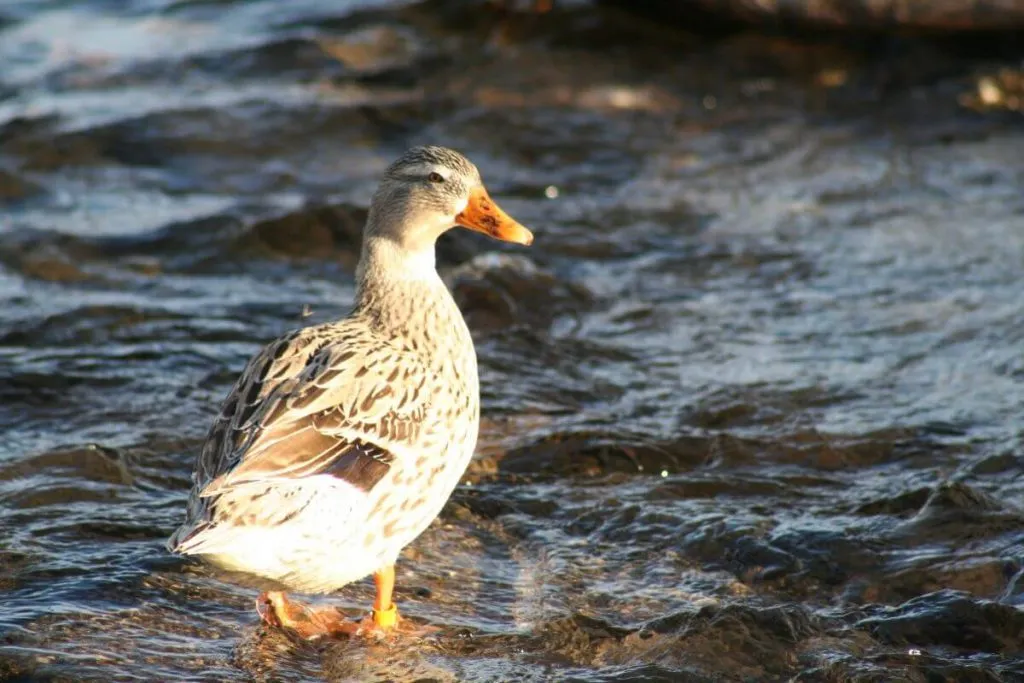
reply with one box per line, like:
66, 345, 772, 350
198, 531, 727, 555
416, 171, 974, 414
321, 440, 396, 491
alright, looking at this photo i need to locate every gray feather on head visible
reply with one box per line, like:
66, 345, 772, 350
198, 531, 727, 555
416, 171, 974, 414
367, 146, 483, 250
384, 146, 479, 183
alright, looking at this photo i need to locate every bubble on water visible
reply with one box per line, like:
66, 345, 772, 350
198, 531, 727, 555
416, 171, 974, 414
544, 185, 559, 199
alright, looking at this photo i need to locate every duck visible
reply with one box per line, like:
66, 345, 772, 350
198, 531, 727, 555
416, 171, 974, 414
168, 145, 533, 639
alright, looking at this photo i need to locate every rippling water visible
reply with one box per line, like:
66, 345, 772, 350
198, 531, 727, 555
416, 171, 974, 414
2, 1, 1023, 681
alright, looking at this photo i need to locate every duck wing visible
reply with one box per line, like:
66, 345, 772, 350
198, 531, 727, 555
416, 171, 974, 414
198, 321, 428, 495
169, 320, 430, 552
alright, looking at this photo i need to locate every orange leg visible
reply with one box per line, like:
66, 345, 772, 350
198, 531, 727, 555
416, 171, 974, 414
371, 564, 399, 629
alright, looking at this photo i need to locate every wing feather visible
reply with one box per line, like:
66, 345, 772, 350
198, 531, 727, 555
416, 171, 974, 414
168, 317, 435, 553
192, 320, 428, 497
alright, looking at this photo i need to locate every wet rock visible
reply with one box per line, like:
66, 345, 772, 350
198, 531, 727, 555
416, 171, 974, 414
562, 664, 708, 683
533, 612, 633, 653
316, 26, 423, 75
0, 215, 246, 277
770, 528, 882, 590
190, 36, 348, 81
1000, 566, 1024, 606
606, 0, 1024, 31
451, 485, 560, 520
0, 229, 103, 283
0, 655, 33, 681
761, 428, 966, 471
646, 603, 822, 679
449, 253, 593, 331
679, 520, 801, 582
14, 250, 96, 283
0, 367, 105, 409
244, 203, 364, 265
1, 115, 107, 171
894, 480, 1024, 543
498, 432, 711, 477
592, 504, 692, 549
885, 557, 1019, 604
791, 656, 1011, 683
967, 451, 1023, 476
0, 305, 175, 347
918, 481, 1006, 515
857, 589, 1024, 654
498, 428, 962, 480
649, 472, 792, 499
0, 443, 134, 493
853, 487, 933, 516
0, 167, 42, 203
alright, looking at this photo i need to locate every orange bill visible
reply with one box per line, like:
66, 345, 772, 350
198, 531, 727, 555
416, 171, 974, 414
456, 186, 533, 246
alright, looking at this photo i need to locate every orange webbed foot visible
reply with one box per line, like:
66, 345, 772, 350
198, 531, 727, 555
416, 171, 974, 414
257, 591, 356, 640
256, 591, 409, 641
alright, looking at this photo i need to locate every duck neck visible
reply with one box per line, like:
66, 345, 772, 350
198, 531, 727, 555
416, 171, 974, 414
354, 235, 452, 329
357, 235, 437, 284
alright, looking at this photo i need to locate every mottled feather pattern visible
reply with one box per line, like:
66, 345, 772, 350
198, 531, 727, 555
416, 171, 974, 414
169, 262, 480, 591
169, 146, 488, 593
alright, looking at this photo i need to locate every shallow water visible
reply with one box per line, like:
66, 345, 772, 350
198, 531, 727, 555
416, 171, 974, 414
2, 1, 1024, 681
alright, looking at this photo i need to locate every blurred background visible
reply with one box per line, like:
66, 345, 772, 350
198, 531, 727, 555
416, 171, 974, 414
1, 0, 1023, 681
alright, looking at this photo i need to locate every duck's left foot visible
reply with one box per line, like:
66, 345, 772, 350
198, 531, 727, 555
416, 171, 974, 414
256, 591, 403, 640
257, 591, 355, 640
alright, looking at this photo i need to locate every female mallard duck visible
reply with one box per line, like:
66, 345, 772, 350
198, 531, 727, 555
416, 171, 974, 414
168, 146, 533, 638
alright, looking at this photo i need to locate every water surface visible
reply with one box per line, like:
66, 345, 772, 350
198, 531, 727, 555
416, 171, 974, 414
1, 1, 1023, 681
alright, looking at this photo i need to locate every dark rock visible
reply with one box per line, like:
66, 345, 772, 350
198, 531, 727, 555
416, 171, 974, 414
857, 589, 1024, 654
604, 0, 1024, 31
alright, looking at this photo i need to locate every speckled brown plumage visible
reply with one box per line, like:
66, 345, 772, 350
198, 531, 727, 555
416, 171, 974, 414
168, 146, 532, 637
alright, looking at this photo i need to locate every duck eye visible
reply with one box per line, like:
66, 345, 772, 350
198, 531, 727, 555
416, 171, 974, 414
428, 172, 445, 184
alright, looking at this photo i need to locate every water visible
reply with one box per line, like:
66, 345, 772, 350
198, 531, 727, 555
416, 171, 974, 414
2, 1, 1023, 680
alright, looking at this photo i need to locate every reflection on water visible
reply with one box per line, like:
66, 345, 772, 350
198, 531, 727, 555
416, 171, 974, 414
1, 0, 1023, 680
